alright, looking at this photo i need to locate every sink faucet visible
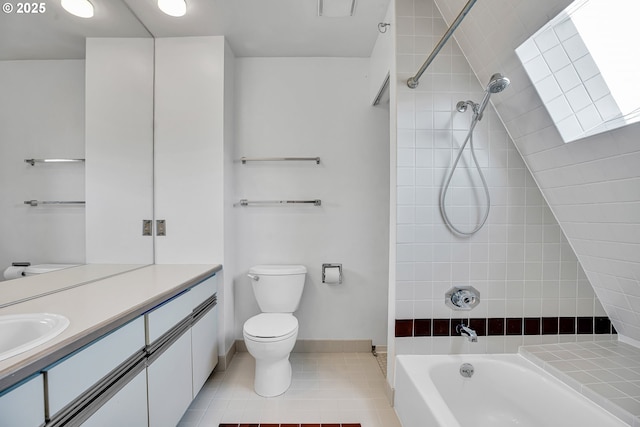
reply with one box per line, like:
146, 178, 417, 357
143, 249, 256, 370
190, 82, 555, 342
456, 323, 478, 343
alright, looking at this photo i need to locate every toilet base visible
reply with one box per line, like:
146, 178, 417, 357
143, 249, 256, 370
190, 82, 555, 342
254, 356, 292, 397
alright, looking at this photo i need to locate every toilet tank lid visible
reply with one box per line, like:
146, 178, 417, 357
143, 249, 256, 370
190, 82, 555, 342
244, 313, 298, 338
249, 265, 307, 275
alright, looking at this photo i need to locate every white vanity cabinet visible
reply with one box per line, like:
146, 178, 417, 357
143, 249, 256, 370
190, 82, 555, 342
146, 274, 218, 426
0, 267, 219, 427
0, 375, 44, 427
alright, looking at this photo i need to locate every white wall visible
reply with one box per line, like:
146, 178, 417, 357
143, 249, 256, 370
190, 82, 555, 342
392, 0, 607, 358
234, 58, 390, 345
85, 38, 154, 264
433, 0, 640, 343
0, 60, 85, 279
369, 4, 395, 105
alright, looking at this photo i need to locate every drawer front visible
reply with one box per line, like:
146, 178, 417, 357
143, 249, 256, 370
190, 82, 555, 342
0, 375, 44, 427
46, 317, 145, 416
145, 290, 194, 344
145, 274, 217, 344
189, 275, 217, 308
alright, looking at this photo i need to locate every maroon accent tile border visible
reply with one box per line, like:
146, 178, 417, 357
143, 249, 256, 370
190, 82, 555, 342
432, 318, 450, 336
542, 317, 558, 335
577, 317, 594, 334
524, 317, 540, 335
594, 317, 611, 334
395, 316, 615, 337
506, 318, 522, 335
559, 317, 575, 334
395, 319, 413, 337
414, 319, 431, 336
488, 318, 504, 335
469, 318, 487, 336
219, 424, 361, 427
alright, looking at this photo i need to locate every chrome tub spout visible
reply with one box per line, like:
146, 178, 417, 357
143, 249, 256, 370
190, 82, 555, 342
456, 323, 478, 343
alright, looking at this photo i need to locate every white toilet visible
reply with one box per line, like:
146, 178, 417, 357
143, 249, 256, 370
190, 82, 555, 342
242, 264, 306, 397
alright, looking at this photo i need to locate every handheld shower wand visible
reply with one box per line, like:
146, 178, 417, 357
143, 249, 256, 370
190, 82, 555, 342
441, 73, 511, 236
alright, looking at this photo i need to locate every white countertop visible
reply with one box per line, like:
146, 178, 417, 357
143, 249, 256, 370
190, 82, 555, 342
0, 264, 147, 307
0, 264, 221, 391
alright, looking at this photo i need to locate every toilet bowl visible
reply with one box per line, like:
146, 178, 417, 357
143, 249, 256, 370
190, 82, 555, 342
242, 264, 306, 397
243, 313, 298, 397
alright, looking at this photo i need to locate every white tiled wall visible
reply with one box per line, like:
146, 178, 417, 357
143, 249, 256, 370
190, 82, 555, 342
433, 0, 640, 342
393, 0, 606, 355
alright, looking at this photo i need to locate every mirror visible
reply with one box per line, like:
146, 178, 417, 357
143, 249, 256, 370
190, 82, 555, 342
0, 1, 152, 280
516, 0, 640, 143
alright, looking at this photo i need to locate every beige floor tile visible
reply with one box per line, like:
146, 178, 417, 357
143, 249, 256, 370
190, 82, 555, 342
185, 351, 400, 427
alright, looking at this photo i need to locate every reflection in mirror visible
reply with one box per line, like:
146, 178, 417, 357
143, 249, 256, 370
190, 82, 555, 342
516, 0, 640, 143
0, 1, 151, 282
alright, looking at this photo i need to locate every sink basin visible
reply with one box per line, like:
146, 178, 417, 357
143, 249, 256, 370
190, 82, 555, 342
0, 313, 70, 362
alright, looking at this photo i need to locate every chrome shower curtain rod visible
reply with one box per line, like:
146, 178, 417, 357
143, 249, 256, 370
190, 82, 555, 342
407, 0, 477, 89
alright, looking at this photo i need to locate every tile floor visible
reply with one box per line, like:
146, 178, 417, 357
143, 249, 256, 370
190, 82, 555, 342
178, 352, 401, 427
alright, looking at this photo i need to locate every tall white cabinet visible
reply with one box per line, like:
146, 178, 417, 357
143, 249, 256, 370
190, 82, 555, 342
84, 35, 235, 403
153, 36, 233, 265
153, 36, 236, 360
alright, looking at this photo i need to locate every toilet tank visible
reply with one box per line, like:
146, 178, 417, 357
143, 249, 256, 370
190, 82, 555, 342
248, 265, 306, 313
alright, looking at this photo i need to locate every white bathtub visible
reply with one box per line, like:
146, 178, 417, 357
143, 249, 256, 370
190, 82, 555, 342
394, 354, 627, 427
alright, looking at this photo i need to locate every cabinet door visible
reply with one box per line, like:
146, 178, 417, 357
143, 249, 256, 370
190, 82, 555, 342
153, 37, 226, 264
147, 331, 193, 427
80, 370, 147, 427
46, 317, 145, 417
0, 375, 44, 427
192, 304, 218, 397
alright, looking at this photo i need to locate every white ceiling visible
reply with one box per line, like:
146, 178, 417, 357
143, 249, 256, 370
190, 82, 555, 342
0, 0, 390, 60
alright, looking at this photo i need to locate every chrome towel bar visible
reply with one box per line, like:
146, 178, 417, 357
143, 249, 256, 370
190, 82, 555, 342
236, 199, 321, 207
25, 158, 85, 166
240, 157, 320, 165
24, 200, 85, 207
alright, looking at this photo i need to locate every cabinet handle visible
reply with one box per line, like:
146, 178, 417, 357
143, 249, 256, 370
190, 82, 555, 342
142, 220, 152, 236
156, 220, 166, 236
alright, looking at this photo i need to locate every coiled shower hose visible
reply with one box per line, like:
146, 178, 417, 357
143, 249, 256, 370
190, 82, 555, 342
440, 116, 491, 236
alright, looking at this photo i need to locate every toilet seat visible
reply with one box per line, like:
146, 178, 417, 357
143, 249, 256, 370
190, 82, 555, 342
243, 313, 298, 342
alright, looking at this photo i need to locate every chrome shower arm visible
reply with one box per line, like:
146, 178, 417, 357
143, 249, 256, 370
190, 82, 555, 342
407, 0, 477, 89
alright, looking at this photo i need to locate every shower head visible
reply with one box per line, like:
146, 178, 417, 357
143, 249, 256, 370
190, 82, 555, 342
470, 73, 510, 121
487, 73, 510, 94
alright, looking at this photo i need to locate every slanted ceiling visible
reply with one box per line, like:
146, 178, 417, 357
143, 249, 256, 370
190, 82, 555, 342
433, 0, 640, 342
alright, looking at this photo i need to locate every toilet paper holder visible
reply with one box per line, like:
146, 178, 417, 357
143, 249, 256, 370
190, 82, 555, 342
322, 263, 342, 284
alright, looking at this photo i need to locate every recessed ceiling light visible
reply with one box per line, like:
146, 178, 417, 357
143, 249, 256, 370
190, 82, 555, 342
158, 0, 187, 17
61, 0, 94, 18
318, 0, 356, 17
